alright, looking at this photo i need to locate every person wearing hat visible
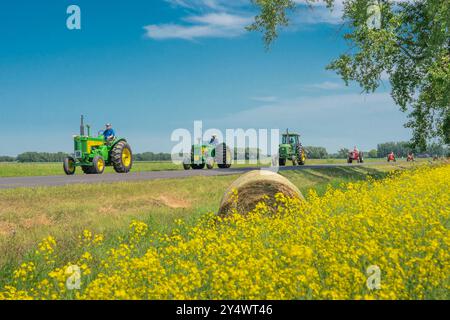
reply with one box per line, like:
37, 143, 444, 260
103, 123, 116, 142
209, 135, 219, 146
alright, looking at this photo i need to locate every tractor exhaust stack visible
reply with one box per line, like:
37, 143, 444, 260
80, 115, 85, 136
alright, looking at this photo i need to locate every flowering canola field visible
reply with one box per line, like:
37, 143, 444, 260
1, 164, 449, 300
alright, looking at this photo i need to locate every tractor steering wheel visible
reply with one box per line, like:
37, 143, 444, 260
98, 130, 104, 136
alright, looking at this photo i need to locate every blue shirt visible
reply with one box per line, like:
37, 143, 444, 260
103, 128, 115, 140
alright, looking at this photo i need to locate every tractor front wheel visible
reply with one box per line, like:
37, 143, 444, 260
183, 163, 191, 170
191, 164, 205, 170
183, 156, 191, 170
279, 158, 286, 166
111, 141, 133, 173
206, 158, 215, 170
292, 157, 298, 166
359, 152, 364, 163
92, 156, 105, 174
297, 146, 306, 165
298, 156, 306, 166
63, 157, 76, 175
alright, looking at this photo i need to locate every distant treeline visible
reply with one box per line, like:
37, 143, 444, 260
11, 152, 173, 162
313, 142, 448, 159
16, 152, 69, 163
133, 152, 172, 161
0, 156, 16, 162
1, 142, 448, 162
376, 142, 447, 158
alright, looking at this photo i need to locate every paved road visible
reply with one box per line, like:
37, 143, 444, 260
0, 162, 388, 189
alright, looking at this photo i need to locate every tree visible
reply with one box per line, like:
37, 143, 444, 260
0, 156, 16, 162
134, 152, 172, 161
376, 140, 448, 157
248, 0, 450, 150
377, 141, 412, 157
305, 146, 329, 159
334, 148, 350, 159
16, 152, 69, 163
368, 149, 378, 158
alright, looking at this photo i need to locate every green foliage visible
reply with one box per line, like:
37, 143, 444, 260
377, 141, 412, 158
305, 146, 329, 159
249, 0, 450, 149
368, 149, 378, 158
333, 148, 350, 159
247, 0, 297, 48
133, 152, 172, 161
0, 156, 15, 162
377, 141, 448, 157
16, 152, 68, 163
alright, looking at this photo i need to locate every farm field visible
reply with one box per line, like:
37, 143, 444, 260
0, 158, 416, 178
0, 164, 396, 274
1, 162, 448, 299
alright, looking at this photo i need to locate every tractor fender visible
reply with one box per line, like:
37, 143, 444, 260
111, 138, 127, 148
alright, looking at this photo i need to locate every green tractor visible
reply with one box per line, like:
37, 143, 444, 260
63, 116, 133, 175
183, 141, 232, 170
278, 130, 306, 166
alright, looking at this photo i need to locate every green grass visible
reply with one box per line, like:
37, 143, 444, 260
0, 161, 181, 177
0, 158, 409, 178
0, 163, 402, 283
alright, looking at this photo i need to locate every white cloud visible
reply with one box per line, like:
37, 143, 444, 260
144, 12, 252, 40
292, 0, 345, 25
251, 96, 278, 103
165, 0, 249, 11
302, 81, 344, 90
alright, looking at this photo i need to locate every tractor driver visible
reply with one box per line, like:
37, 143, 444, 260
103, 123, 116, 142
209, 135, 219, 146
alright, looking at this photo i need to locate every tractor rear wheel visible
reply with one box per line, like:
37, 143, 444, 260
63, 157, 76, 175
215, 143, 232, 169
92, 156, 105, 174
296, 146, 306, 165
111, 141, 133, 173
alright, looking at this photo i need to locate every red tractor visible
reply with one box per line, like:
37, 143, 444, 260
387, 152, 396, 162
406, 153, 414, 162
347, 148, 364, 164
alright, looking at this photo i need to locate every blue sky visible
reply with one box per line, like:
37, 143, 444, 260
0, 0, 411, 156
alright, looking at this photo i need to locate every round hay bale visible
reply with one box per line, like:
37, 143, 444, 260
218, 170, 304, 216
